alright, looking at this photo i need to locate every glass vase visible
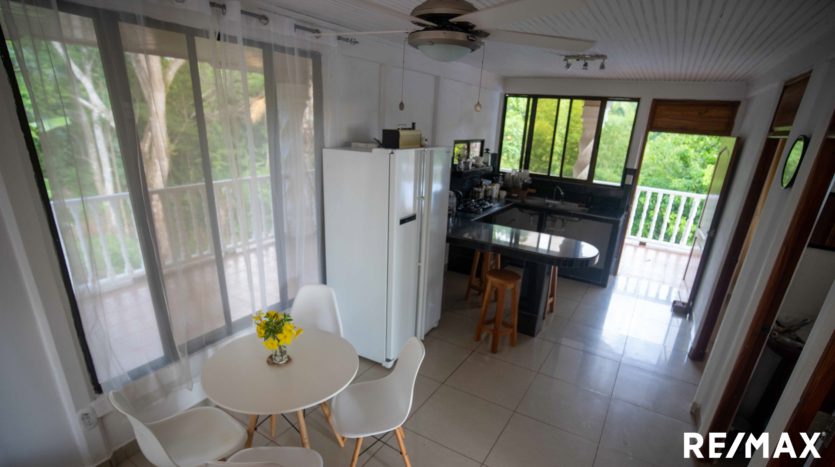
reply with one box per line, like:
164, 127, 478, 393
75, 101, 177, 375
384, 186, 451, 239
270, 345, 289, 365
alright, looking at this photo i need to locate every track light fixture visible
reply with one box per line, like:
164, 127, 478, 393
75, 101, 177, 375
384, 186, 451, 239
563, 54, 607, 71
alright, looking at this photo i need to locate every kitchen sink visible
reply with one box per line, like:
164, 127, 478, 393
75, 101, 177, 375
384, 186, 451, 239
522, 197, 589, 213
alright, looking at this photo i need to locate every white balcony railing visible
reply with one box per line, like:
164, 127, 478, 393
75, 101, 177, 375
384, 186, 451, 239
626, 186, 706, 253
52, 175, 275, 291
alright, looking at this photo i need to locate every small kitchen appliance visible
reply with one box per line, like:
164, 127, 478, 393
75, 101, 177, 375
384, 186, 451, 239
382, 123, 422, 149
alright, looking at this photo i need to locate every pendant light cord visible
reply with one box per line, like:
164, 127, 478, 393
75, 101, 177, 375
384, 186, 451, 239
477, 42, 486, 101
399, 37, 407, 110
474, 42, 486, 112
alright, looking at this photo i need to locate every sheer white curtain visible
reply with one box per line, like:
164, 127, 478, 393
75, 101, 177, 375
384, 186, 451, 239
0, 0, 333, 408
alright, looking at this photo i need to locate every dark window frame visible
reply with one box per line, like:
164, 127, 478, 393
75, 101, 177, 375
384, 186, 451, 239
0, 0, 324, 392
497, 93, 640, 187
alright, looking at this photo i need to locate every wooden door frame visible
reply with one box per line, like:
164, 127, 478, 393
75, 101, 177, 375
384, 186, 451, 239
690, 71, 813, 361
707, 110, 835, 437
616, 99, 740, 275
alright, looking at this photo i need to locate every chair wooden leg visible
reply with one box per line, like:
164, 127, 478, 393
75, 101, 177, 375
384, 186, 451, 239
351, 438, 363, 467
245, 415, 257, 448
475, 282, 493, 341
465, 250, 481, 300
480, 252, 492, 294
319, 401, 344, 447
510, 284, 519, 347
296, 410, 310, 448
495, 254, 502, 270
543, 266, 557, 321
270, 414, 276, 437
491, 286, 506, 353
550, 266, 558, 314
394, 426, 412, 467
397, 426, 406, 439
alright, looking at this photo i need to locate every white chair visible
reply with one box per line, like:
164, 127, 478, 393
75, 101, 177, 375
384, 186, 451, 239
266, 284, 345, 443
206, 446, 323, 467
109, 391, 246, 467
330, 337, 425, 467
291, 284, 343, 336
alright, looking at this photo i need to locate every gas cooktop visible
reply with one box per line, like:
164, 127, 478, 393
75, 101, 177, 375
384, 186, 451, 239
458, 200, 494, 214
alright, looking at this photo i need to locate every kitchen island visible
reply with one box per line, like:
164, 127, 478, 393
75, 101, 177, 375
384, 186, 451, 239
447, 214, 599, 337
451, 198, 626, 287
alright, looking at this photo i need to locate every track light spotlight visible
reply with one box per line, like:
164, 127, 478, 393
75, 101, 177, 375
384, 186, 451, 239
563, 54, 607, 72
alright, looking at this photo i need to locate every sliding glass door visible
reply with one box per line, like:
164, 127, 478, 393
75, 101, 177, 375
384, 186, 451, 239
1, 0, 323, 390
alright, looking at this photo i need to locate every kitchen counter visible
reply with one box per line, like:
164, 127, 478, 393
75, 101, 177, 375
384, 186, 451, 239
457, 197, 626, 223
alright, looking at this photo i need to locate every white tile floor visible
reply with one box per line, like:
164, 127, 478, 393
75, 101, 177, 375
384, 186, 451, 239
121, 268, 705, 467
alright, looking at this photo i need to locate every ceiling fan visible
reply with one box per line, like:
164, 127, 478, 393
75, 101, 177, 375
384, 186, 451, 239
343, 0, 596, 62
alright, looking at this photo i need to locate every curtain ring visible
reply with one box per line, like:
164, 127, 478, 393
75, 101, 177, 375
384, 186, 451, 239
220, 3, 226, 15
259, 16, 269, 25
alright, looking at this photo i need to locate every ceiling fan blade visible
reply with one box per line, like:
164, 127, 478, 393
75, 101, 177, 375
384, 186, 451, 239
452, 0, 586, 29
343, 0, 435, 27
484, 29, 595, 52
315, 30, 414, 37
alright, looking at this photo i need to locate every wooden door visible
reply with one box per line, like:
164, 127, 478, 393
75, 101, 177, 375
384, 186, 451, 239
680, 137, 739, 306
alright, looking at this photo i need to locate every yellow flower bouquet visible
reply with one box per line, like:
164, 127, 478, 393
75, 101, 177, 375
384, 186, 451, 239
253, 311, 303, 365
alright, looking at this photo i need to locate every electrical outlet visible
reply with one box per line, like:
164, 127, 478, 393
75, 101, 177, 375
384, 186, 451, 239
78, 407, 97, 430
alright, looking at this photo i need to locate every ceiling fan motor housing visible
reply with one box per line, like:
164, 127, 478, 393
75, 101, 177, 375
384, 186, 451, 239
410, 0, 478, 26
408, 0, 484, 57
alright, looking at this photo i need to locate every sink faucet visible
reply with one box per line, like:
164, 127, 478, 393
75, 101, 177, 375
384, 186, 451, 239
552, 186, 565, 202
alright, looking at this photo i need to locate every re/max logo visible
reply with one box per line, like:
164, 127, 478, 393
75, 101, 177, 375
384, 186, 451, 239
684, 433, 823, 459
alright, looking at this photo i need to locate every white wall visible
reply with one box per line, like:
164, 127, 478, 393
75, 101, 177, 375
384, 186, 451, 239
776, 248, 835, 323
0, 59, 99, 466
0, 182, 84, 467
326, 35, 503, 151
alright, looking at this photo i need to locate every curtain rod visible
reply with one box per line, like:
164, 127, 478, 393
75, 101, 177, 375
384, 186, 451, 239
201, 4, 359, 45
208, 1, 270, 25
294, 24, 359, 45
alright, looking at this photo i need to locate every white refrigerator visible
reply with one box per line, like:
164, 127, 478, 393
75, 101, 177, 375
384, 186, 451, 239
323, 147, 451, 367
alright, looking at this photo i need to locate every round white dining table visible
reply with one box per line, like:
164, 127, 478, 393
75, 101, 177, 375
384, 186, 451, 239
201, 329, 359, 449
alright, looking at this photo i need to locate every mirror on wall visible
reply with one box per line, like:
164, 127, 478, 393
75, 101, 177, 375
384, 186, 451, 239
782, 136, 809, 188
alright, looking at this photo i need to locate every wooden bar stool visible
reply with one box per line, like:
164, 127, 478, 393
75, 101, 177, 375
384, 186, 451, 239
474, 269, 521, 353
543, 266, 558, 320
465, 250, 502, 300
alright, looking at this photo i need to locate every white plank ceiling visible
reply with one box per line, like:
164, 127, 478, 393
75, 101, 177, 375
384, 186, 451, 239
257, 0, 835, 81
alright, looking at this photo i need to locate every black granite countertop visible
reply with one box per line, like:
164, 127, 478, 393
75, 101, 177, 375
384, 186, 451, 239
458, 198, 626, 223
446, 217, 599, 268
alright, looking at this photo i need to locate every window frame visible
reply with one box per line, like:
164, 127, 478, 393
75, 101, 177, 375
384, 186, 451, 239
0, 0, 325, 391
498, 93, 640, 187
453, 139, 485, 164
